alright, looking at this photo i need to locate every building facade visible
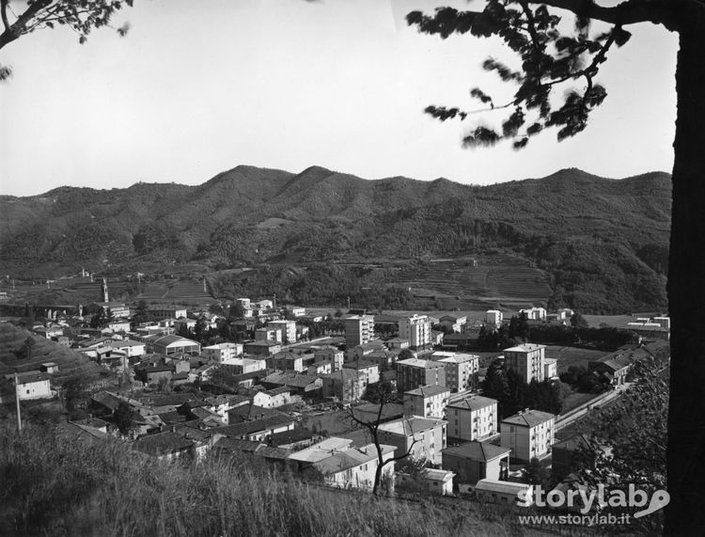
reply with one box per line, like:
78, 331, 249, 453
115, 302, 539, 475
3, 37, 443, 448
503, 343, 547, 383
396, 358, 446, 393
398, 314, 432, 349
446, 395, 498, 442
500, 409, 555, 462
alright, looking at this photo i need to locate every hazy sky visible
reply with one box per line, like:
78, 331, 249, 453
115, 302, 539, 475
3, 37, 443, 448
0, 0, 678, 197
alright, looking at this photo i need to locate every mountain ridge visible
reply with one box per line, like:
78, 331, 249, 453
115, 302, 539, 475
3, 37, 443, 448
0, 166, 672, 313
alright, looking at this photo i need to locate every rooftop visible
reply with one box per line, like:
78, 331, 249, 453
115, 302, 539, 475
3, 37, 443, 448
503, 343, 546, 353
405, 384, 450, 398
397, 358, 443, 369
475, 479, 531, 495
448, 395, 497, 412
378, 416, 446, 436
287, 437, 354, 463
442, 441, 510, 462
133, 431, 195, 456
420, 468, 455, 482
502, 409, 555, 427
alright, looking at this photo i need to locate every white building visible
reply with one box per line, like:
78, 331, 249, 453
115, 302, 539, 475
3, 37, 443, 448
399, 314, 432, 349
475, 479, 533, 506
343, 315, 375, 347
310, 442, 396, 492
268, 320, 297, 344
446, 395, 498, 442
255, 327, 283, 343
485, 310, 503, 327
544, 358, 558, 380
7, 372, 53, 401
519, 307, 547, 321
500, 409, 556, 463
503, 343, 547, 383
203, 342, 244, 363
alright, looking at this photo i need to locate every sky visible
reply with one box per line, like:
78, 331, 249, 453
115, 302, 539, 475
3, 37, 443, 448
0, 0, 679, 197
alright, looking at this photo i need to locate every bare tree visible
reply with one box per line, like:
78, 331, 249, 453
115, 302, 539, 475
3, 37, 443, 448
347, 382, 418, 496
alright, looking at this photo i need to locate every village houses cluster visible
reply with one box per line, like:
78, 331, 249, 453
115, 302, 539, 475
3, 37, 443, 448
4, 290, 670, 505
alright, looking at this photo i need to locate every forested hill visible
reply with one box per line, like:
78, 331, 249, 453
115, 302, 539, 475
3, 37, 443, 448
0, 166, 671, 313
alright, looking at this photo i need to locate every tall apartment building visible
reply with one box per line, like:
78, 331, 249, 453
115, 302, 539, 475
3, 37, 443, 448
500, 409, 555, 462
268, 320, 296, 344
503, 343, 546, 383
485, 310, 503, 327
446, 395, 498, 442
403, 384, 451, 419
431, 351, 479, 393
399, 314, 432, 349
343, 315, 375, 347
396, 358, 446, 393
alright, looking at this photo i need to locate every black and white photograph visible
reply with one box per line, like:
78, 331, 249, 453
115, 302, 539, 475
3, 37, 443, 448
0, 1, 697, 535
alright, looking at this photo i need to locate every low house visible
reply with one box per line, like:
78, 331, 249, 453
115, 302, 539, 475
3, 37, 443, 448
377, 416, 447, 465
347, 340, 387, 361
385, 338, 410, 350
308, 443, 396, 492
419, 468, 455, 496
39, 362, 60, 374
441, 441, 511, 485
4, 372, 53, 401
214, 414, 296, 442
308, 361, 333, 376
261, 371, 323, 395
500, 409, 556, 463
403, 384, 450, 419
267, 351, 305, 372
446, 395, 498, 442
588, 352, 632, 386
287, 437, 355, 471
137, 364, 173, 386
253, 386, 292, 408
133, 430, 203, 462
268, 428, 318, 450
475, 479, 533, 506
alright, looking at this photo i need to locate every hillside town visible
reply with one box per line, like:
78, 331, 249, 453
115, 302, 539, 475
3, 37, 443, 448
0, 275, 671, 507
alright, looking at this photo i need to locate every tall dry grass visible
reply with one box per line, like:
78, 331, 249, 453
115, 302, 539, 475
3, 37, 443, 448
0, 422, 516, 537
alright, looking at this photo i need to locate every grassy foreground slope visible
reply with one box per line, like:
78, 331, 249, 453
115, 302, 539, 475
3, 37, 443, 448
0, 423, 525, 537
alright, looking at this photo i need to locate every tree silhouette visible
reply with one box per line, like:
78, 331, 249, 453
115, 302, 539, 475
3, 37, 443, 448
0, 0, 133, 80
407, 2, 700, 534
348, 381, 418, 496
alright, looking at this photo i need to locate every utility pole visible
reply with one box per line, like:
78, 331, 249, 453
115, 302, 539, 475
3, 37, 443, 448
14, 373, 22, 433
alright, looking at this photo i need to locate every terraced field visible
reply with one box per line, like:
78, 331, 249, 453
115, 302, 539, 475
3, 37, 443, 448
137, 279, 214, 306
396, 254, 552, 309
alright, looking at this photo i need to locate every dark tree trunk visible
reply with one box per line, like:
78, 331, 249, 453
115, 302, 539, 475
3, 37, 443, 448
664, 4, 705, 536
